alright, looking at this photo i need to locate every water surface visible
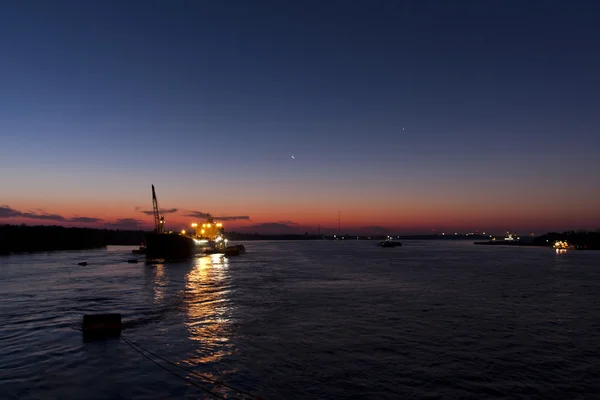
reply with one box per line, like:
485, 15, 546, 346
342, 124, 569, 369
1, 241, 598, 399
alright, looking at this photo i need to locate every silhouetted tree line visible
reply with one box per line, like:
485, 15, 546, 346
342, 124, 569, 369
532, 231, 600, 250
0, 225, 147, 255
3, 225, 598, 255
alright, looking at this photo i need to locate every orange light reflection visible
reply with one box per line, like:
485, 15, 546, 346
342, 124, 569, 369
182, 254, 234, 367
153, 263, 166, 304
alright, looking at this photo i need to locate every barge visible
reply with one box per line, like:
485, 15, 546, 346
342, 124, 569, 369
143, 185, 244, 259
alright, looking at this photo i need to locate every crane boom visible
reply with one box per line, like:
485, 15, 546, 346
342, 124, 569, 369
151, 184, 164, 233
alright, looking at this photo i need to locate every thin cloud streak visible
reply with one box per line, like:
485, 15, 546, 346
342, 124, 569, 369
216, 215, 251, 221
0, 205, 102, 223
183, 210, 251, 221
243, 221, 308, 233
108, 218, 146, 230
70, 216, 104, 223
183, 210, 210, 219
138, 208, 178, 215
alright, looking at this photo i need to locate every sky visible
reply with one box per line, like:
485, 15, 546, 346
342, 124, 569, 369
1, 0, 599, 235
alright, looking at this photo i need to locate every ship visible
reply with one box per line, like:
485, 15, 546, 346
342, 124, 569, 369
144, 185, 238, 259
144, 185, 197, 259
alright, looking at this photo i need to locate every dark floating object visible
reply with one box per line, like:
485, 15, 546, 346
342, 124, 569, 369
82, 313, 122, 340
127, 259, 139, 263
225, 244, 246, 256
203, 244, 246, 256
231, 244, 246, 253
378, 241, 402, 247
132, 243, 146, 254
77, 262, 88, 266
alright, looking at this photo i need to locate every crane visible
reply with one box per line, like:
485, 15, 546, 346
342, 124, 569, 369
151, 184, 164, 233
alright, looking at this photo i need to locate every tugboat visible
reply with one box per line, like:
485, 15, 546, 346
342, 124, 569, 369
377, 237, 402, 248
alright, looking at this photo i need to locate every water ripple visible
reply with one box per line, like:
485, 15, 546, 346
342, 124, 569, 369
1, 242, 600, 399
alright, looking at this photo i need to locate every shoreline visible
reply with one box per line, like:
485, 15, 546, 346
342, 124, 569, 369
2, 224, 600, 255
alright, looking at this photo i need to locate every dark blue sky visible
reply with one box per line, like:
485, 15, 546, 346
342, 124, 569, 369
1, 0, 599, 233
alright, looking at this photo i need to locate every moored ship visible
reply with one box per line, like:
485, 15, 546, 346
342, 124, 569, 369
144, 185, 196, 259
143, 185, 241, 259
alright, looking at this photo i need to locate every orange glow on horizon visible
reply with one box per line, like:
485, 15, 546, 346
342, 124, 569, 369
3, 196, 599, 234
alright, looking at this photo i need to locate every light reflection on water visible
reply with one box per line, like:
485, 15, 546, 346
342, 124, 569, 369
153, 263, 166, 304
183, 254, 234, 366
2, 241, 600, 399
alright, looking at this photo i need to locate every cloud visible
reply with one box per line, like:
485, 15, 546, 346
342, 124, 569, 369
70, 216, 104, 223
0, 205, 102, 223
108, 218, 146, 229
0, 205, 22, 218
21, 212, 66, 221
276, 220, 298, 225
245, 221, 303, 233
1, 205, 65, 221
183, 210, 251, 221
215, 215, 251, 221
183, 210, 210, 219
138, 208, 178, 215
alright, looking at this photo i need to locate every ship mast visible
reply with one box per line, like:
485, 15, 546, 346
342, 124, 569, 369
151, 184, 164, 233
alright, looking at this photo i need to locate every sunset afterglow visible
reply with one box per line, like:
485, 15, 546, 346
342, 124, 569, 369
1, 2, 599, 235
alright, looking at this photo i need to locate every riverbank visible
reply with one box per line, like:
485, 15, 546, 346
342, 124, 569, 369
474, 231, 600, 250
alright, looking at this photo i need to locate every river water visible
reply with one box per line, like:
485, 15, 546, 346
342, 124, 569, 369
1, 240, 598, 399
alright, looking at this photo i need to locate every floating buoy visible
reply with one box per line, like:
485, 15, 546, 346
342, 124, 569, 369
82, 313, 122, 340
127, 259, 138, 263
77, 262, 88, 266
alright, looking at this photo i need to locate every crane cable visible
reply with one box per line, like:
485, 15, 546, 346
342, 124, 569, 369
120, 334, 262, 400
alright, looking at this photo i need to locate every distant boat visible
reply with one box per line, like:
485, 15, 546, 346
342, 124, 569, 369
378, 240, 401, 248
132, 242, 146, 254
203, 244, 246, 256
